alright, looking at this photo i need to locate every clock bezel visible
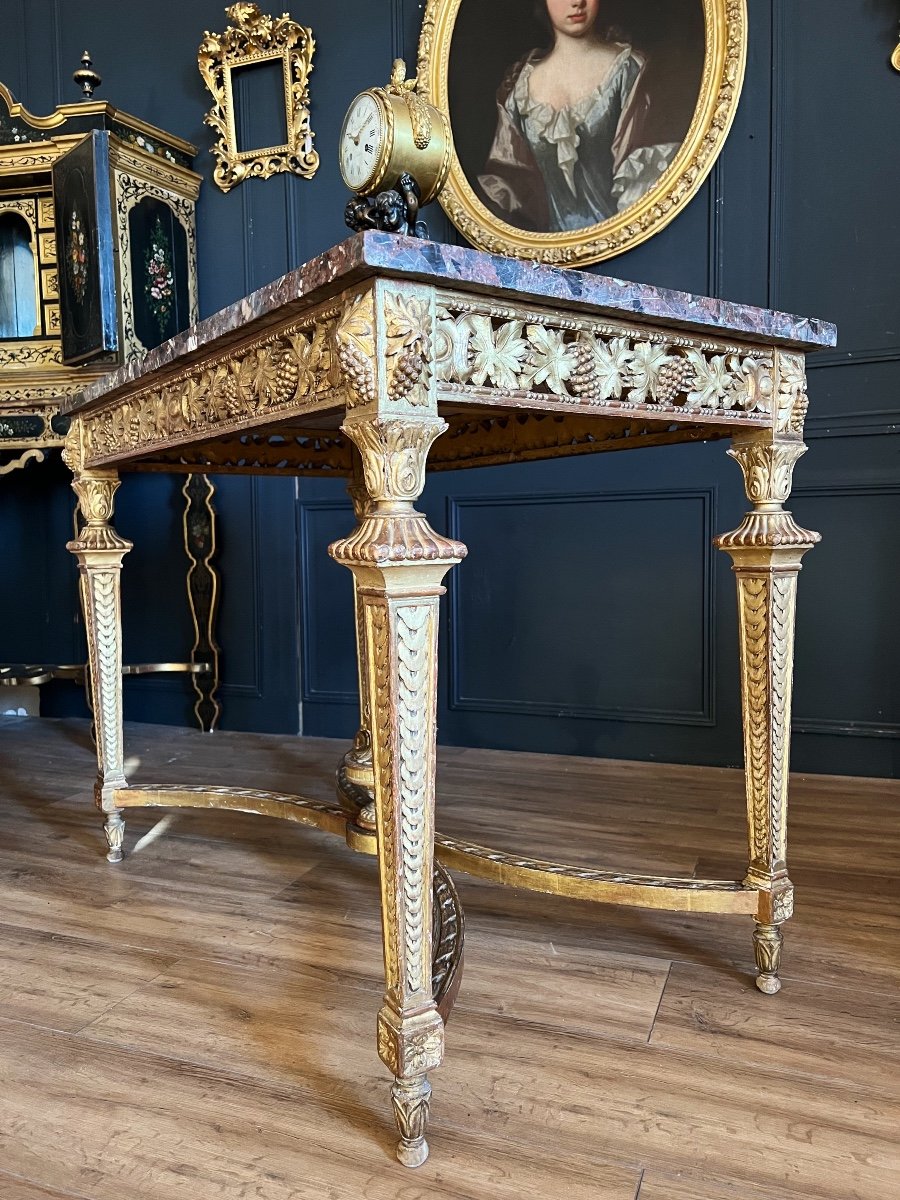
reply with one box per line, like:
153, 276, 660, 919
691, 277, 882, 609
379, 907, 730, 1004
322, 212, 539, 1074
339, 89, 394, 196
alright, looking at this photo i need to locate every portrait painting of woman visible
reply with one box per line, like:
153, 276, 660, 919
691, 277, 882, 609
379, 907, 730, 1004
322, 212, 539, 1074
424, 0, 726, 262
479, 0, 689, 232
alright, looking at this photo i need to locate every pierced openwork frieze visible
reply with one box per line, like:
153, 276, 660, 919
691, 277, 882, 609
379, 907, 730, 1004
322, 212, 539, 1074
79, 303, 347, 465
434, 296, 777, 425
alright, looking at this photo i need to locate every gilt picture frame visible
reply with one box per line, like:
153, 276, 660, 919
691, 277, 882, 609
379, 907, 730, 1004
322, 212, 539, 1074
417, 0, 747, 266
198, 2, 319, 193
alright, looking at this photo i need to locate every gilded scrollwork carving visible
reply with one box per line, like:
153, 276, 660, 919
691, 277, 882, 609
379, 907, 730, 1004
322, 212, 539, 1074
198, 3, 319, 192
434, 298, 774, 422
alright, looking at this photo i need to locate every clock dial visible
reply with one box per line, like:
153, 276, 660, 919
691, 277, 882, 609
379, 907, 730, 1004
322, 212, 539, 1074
340, 94, 385, 192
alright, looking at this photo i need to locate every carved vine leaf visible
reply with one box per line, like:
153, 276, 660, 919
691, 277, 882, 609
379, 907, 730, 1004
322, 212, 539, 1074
628, 341, 673, 404
776, 352, 808, 434
335, 294, 377, 408
685, 350, 731, 410
468, 316, 528, 389
385, 292, 431, 404
591, 335, 634, 400
522, 324, 577, 396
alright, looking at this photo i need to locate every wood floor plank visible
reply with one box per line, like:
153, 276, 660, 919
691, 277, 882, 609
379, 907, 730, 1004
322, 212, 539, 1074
0, 1172, 93, 1200
636, 1167, 817, 1200
649, 961, 900, 1098
0, 1020, 640, 1200
0, 924, 175, 1033
0, 717, 897, 1200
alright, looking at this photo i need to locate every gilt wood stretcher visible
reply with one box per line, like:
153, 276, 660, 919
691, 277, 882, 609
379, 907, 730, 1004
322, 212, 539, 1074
60, 231, 836, 1167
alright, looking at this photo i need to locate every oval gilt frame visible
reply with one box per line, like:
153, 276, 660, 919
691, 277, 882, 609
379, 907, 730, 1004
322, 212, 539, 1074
417, 0, 747, 266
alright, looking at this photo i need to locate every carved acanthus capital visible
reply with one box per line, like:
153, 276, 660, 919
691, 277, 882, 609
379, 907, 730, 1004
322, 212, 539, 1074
73, 472, 121, 524
68, 472, 132, 556
727, 436, 807, 508
342, 417, 447, 505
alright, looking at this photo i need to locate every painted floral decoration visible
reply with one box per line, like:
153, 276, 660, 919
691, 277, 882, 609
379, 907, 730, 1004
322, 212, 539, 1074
65, 208, 88, 303
145, 215, 175, 338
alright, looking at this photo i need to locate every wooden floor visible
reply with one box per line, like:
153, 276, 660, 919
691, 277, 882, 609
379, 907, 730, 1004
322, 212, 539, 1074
0, 718, 897, 1200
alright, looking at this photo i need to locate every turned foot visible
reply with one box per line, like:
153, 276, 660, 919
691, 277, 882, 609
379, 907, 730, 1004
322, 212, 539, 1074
104, 811, 125, 863
753, 921, 783, 994
391, 1076, 431, 1168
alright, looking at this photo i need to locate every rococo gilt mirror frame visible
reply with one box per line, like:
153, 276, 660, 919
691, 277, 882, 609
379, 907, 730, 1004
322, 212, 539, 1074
198, 3, 319, 193
417, 0, 747, 266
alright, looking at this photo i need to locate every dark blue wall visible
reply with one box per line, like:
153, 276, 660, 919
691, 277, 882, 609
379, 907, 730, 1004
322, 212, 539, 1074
2, 1, 898, 777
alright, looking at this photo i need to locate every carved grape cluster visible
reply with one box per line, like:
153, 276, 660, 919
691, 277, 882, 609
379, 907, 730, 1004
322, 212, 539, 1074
389, 347, 426, 401
655, 357, 692, 404
337, 341, 377, 406
569, 341, 602, 402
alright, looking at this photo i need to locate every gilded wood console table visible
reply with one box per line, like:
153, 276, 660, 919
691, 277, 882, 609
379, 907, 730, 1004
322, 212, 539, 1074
61, 231, 835, 1167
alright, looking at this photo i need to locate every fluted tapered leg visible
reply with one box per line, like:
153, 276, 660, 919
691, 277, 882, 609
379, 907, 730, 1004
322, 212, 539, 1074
330, 414, 465, 1166
67, 469, 132, 862
717, 427, 819, 993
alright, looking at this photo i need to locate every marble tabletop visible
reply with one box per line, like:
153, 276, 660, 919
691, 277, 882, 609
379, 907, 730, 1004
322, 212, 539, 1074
64, 231, 837, 416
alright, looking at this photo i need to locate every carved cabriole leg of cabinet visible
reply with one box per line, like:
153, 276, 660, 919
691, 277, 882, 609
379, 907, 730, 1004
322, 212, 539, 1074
716, 427, 820, 994
340, 446, 377, 840
330, 415, 466, 1168
66, 469, 133, 863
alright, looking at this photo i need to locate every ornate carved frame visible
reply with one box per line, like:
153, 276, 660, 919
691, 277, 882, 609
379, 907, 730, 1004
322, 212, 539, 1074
198, 2, 319, 192
417, 0, 747, 265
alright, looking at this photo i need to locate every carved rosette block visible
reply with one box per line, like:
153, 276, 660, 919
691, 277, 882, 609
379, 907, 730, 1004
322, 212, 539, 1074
716, 428, 819, 991
329, 414, 465, 1166
65, 447, 133, 862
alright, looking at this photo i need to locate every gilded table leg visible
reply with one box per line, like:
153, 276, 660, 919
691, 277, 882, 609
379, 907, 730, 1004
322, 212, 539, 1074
717, 426, 819, 993
330, 415, 466, 1167
339, 447, 377, 835
66, 467, 133, 862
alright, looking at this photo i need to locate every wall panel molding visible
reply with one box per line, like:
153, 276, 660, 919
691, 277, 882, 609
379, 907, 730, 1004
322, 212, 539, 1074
792, 482, 899, 740
446, 489, 717, 727
298, 499, 357, 706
